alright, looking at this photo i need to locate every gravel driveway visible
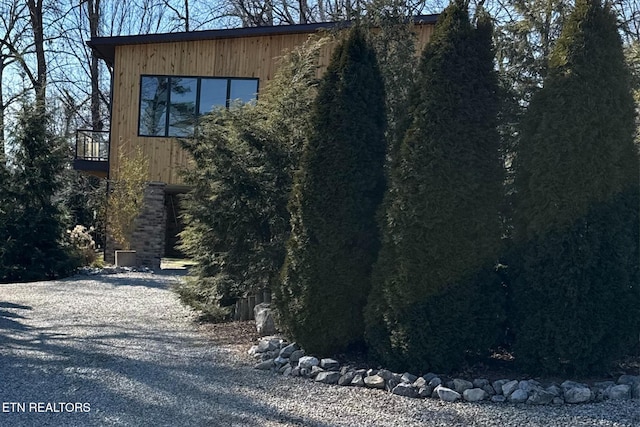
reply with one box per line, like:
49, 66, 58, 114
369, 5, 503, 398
1, 271, 639, 427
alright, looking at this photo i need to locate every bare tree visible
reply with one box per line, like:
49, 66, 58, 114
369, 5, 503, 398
0, 0, 32, 162
26, 0, 46, 107
611, 0, 640, 43
87, 0, 101, 130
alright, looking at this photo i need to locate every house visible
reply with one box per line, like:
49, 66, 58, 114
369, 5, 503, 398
77, 16, 437, 268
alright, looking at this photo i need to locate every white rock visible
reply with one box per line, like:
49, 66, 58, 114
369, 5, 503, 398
463, 388, 488, 402
315, 371, 340, 384
418, 386, 433, 398
392, 383, 419, 398
508, 389, 528, 403
428, 377, 442, 388
338, 371, 355, 386
608, 384, 631, 400
435, 385, 461, 402
473, 379, 490, 388
274, 356, 288, 366
257, 339, 276, 353
377, 369, 393, 380
320, 358, 340, 371
482, 385, 496, 396
564, 386, 592, 404
502, 380, 519, 397
453, 378, 473, 394
413, 377, 427, 388
492, 379, 510, 395
518, 380, 535, 392
546, 384, 562, 397
617, 375, 640, 399
527, 389, 555, 405
364, 375, 385, 389
298, 356, 319, 369
279, 342, 298, 358
254, 303, 276, 336
561, 380, 587, 392
401, 372, 418, 384
289, 349, 305, 363
351, 374, 365, 387
310, 366, 324, 378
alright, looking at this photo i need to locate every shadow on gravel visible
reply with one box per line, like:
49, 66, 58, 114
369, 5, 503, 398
76, 269, 187, 290
0, 316, 336, 426
156, 268, 189, 276
0, 301, 32, 333
85, 275, 174, 289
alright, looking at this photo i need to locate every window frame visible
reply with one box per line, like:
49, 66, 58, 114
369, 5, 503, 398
137, 74, 260, 138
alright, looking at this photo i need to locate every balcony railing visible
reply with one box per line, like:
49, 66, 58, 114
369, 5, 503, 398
73, 129, 109, 177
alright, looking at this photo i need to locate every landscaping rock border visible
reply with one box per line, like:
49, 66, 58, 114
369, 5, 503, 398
251, 337, 640, 405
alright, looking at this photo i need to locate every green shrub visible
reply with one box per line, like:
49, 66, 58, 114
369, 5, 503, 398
511, 0, 640, 375
276, 26, 387, 355
364, 1, 505, 373
178, 36, 328, 317
0, 105, 81, 283
173, 277, 232, 322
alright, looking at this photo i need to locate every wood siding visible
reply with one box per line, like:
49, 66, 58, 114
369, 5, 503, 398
109, 24, 434, 185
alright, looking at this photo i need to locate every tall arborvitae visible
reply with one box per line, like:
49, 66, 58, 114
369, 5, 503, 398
366, 1, 418, 168
276, 27, 387, 355
365, 1, 504, 373
511, 0, 640, 375
0, 106, 80, 282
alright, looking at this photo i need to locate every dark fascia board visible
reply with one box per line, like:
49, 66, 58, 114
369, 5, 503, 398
88, 14, 438, 67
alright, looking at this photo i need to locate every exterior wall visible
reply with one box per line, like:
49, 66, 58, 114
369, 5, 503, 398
105, 182, 166, 268
108, 23, 435, 185
109, 32, 335, 185
103, 23, 435, 265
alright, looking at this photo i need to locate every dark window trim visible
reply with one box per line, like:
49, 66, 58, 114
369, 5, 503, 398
138, 74, 259, 138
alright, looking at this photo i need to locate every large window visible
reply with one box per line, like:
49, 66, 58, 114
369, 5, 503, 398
138, 75, 259, 137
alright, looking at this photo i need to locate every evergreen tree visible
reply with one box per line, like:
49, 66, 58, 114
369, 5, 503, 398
365, 1, 505, 373
276, 27, 387, 355
0, 105, 80, 282
511, 0, 640, 375
366, 1, 418, 168
177, 36, 329, 319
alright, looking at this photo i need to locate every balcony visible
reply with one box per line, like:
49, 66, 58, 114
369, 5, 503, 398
73, 129, 109, 178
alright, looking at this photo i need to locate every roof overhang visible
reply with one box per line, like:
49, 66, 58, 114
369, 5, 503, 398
87, 15, 438, 67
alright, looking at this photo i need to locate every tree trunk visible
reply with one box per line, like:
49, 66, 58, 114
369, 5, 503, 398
26, 0, 45, 109
0, 60, 5, 165
88, 0, 101, 130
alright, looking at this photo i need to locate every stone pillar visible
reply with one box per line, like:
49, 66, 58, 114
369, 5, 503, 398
104, 181, 166, 269
131, 182, 166, 269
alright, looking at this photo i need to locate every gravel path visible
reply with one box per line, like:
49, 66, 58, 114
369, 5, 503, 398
1, 272, 639, 427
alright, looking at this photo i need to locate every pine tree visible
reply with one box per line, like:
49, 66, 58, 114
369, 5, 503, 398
365, 1, 505, 373
0, 105, 80, 282
177, 36, 329, 319
276, 27, 387, 355
511, 0, 640, 375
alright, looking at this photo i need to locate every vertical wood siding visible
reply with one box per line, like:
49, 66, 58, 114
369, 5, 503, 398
110, 24, 434, 185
